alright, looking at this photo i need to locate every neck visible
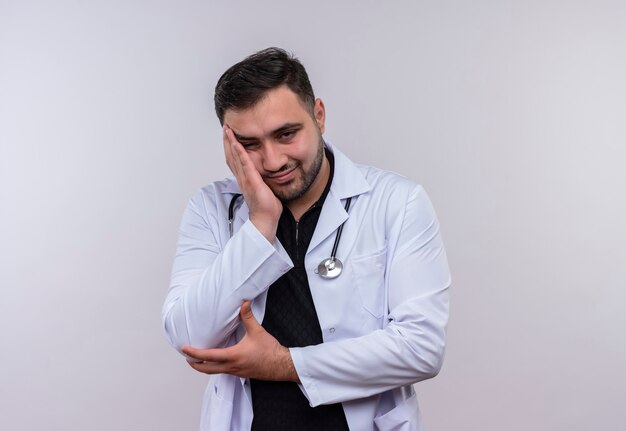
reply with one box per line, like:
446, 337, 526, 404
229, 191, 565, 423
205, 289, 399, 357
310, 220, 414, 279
286, 155, 330, 221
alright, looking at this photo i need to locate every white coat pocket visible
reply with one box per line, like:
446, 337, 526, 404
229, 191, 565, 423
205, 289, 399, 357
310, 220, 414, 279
373, 392, 422, 431
200, 376, 234, 431
350, 247, 387, 319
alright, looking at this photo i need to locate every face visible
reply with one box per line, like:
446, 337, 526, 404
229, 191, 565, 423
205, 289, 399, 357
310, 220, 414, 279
223, 86, 327, 203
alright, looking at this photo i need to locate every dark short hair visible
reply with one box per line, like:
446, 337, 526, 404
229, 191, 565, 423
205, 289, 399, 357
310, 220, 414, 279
214, 47, 315, 125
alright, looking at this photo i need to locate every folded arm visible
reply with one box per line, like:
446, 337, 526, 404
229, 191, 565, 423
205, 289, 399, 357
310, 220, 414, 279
163, 125, 291, 353
291, 185, 451, 405
162, 192, 292, 353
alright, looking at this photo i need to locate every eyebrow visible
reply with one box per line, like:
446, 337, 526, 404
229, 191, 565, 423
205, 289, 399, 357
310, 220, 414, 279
233, 122, 303, 142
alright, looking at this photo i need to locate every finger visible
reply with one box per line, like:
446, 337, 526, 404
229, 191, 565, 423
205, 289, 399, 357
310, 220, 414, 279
224, 124, 235, 142
239, 300, 262, 335
224, 127, 251, 170
187, 359, 230, 375
182, 345, 233, 363
230, 140, 269, 195
226, 128, 247, 173
231, 138, 256, 178
223, 126, 240, 176
226, 128, 254, 187
223, 127, 235, 174
181, 345, 205, 360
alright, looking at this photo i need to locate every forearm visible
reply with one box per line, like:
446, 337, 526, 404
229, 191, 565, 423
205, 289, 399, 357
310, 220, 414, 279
290, 290, 449, 406
163, 220, 292, 352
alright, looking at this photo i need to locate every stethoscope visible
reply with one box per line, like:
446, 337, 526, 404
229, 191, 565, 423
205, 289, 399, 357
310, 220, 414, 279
228, 194, 352, 279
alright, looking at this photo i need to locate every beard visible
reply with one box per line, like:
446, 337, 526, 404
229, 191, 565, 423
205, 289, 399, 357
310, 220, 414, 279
267, 136, 325, 203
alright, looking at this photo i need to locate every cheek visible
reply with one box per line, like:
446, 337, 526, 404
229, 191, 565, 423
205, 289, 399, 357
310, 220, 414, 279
295, 137, 319, 164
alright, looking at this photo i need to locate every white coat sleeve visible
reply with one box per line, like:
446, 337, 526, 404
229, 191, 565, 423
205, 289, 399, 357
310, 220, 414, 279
162, 189, 293, 352
289, 185, 451, 406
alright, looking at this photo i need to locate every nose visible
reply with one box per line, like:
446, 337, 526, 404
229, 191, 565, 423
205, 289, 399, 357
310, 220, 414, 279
261, 142, 288, 173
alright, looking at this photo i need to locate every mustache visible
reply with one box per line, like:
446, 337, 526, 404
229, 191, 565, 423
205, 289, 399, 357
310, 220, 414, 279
263, 163, 298, 178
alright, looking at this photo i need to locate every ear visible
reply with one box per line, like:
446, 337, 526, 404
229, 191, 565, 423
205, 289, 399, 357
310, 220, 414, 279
313, 98, 326, 134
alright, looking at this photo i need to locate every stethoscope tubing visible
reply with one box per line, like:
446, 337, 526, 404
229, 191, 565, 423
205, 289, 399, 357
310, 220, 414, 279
328, 197, 352, 263
228, 193, 242, 238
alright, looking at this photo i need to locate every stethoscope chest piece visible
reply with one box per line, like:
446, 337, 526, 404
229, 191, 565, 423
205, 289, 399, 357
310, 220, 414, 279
315, 196, 353, 280
317, 258, 344, 279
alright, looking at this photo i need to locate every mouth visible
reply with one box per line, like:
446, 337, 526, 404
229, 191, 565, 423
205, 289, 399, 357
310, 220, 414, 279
266, 166, 297, 185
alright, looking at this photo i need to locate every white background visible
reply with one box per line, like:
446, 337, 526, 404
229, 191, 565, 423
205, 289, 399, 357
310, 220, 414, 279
1, 1, 625, 430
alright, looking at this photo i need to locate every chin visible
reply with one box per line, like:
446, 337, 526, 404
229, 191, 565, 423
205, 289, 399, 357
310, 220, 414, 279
273, 183, 306, 203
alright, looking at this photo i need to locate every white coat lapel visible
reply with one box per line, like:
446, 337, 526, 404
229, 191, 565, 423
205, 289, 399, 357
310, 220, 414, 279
308, 189, 349, 254
307, 143, 370, 254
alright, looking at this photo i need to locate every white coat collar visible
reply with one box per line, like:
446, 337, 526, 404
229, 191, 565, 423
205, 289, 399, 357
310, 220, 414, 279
324, 140, 371, 199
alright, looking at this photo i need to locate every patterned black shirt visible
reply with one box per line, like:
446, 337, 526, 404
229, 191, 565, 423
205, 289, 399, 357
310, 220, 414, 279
250, 150, 349, 431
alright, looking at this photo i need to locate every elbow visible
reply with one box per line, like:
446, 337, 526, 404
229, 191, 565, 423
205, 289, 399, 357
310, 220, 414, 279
424, 341, 446, 380
409, 312, 448, 381
162, 313, 190, 355
422, 348, 445, 380
407, 334, 446, 382
162, 298, 239, 353
162, 299, 192, 355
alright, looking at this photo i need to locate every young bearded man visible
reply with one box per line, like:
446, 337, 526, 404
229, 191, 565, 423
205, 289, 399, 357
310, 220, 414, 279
163, 47, 451, 431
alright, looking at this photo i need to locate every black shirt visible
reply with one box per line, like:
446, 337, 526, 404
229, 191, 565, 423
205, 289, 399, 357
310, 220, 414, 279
250, 150, 350, 431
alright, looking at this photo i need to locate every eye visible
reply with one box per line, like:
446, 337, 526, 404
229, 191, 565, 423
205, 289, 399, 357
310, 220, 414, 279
239, 141, 259, 150
278, 129, 297, 141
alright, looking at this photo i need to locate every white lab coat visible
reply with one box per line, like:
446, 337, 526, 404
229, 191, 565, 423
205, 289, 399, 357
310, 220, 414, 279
163, 142, 451, 431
